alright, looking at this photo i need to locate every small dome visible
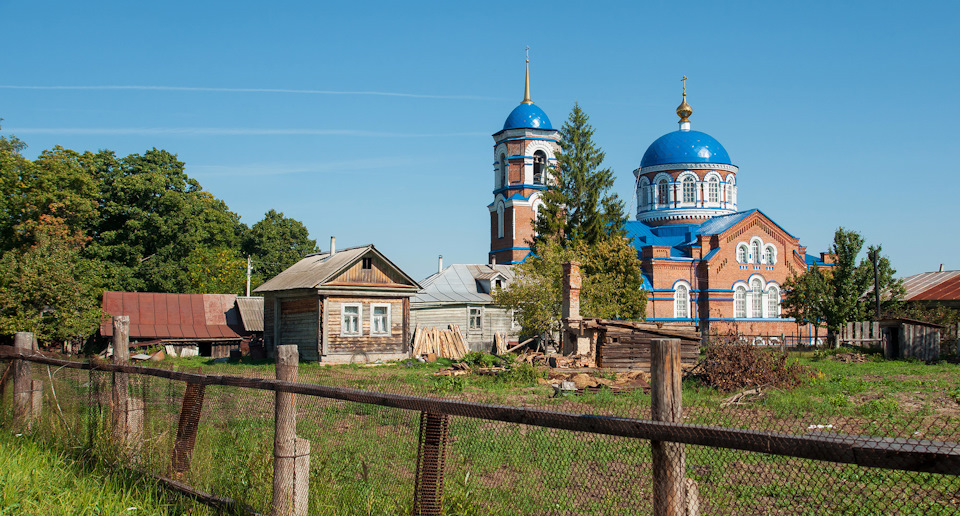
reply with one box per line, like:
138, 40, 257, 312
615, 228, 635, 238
640, 130, 732, 168
503, 103, 553, 130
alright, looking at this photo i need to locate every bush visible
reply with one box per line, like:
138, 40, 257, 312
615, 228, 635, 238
701, 342, 814, 392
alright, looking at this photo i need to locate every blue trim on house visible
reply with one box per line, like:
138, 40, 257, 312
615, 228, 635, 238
489, 246, 532, 254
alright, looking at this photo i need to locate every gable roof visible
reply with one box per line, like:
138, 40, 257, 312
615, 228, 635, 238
626, 209, 799, 256
413, 264, 515, 305
235, 296, 264, 332
101, 291, 246, 340
253, 244, 420, 293
901, 271, 960, 301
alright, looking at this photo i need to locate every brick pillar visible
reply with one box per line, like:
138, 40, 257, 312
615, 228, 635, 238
562, 261, 582, 320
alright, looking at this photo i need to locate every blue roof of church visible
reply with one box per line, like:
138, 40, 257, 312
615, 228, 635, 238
503, 103, 553, 130
640, 130, 732, 168
626, 210, 797, 256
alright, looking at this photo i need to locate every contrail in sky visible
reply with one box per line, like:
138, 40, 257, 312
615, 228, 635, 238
0, 84, 497, 100
14, 127, 487, 137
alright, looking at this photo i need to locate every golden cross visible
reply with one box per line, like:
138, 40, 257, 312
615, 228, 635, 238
681, 75, 687, 95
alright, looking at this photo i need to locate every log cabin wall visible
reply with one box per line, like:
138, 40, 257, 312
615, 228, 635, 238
409, 305, 516, 353
325, 296, 406, 357
262, 292, 319, 360
326, 256, 407, 287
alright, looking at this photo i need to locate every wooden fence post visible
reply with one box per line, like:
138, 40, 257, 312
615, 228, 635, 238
13, 332, 40, 430
172, 376, 206, 475
273, 345, 309, 516
651, 338, 697, 516
110, 316, 142, 462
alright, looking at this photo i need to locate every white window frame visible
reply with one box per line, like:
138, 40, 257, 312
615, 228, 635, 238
341, 303, 362, 336
674, 283, 690, 319
751, 240, 762, 265
496, 201, 505, 239
737, 244, 748, 264
751, 279, 764, 318
682, 177, 696, 204
468, 306, 482, 332
370, 303, 391, 336
708, 177, 719, 203
767, 286, 780, 318
734, 286, 747, 318
765, 245, 777, 265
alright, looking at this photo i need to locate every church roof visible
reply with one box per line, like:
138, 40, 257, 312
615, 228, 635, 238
413, 264, 515, 305
626, 210, 798, 256
503, 102, 553, 130
640, 129, 732, 168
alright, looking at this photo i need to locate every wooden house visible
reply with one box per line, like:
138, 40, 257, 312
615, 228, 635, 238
254, 243, 421, 363
410, 263, 518, 352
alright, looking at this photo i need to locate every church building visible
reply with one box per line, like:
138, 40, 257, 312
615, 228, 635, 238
488, 68, 831, 340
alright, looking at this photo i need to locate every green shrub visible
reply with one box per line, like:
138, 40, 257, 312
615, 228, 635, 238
431, 375, 466, 394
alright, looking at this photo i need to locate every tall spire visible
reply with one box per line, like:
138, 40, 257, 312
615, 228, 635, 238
522, 46, 533, 104
677, 75, 692, 131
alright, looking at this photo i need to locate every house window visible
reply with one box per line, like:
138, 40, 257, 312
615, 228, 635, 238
682, 177, 695, 203
657, 179, 669, 205
765, 245, 776, 265
737, 244, 747, 264
751, 241, 761, 264
767, 286, 780, 318
708, 177, 719, 203
674, 284, 690, 319
468, 306, 482, 331
362, 257, 373, 270
494, 279, 502, 290
371, 304, 390, 335
341, 304, 361, 336
734, 286, 746, 318
751, 279, 763, 318
533, 150, 547, 185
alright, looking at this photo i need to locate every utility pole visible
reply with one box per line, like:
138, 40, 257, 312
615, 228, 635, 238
246, 255, 252, 297
870, 245, 881, 320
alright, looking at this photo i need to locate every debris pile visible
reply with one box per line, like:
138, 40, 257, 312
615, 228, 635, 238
541, 370, 651, 395
831, 352, 869, 363
701, 342, 813, 392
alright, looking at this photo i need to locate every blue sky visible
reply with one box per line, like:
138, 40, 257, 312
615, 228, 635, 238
2, 0, 958, 281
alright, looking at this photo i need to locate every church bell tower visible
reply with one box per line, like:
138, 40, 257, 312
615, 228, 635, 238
488, 51, 561, 265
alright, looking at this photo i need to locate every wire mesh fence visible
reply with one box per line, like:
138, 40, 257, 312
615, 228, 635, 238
2, 343, 959, 515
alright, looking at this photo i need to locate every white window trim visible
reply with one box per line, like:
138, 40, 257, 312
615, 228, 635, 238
674, 282, 691, 319
340, 303, 362, 337
370, 303, 391, 336
750, 278, 765, 318
736, 244, 748, 264
467, 306, 482, 332
767, 286, 781, 318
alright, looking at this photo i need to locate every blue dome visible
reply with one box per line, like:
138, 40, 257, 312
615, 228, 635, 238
640, 130, 732, 168
503, 103, 553, 130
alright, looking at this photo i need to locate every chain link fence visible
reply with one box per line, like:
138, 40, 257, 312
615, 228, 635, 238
2, 338, 959, 515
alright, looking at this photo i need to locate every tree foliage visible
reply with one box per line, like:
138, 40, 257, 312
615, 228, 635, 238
782, 227, 905, 341
0, 127, 319, 344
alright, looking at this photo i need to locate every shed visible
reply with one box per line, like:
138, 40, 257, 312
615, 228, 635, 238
254, 244, 421, 363
100, 291, 249, 357
410, 264, 517, 352
879, 318, 944, 361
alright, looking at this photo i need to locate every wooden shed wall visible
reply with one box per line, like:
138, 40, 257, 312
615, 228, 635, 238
325, 296, 406, 356
262, 293, 320, 360
597, 330, 699, 370
899, 323, 940, 361
327, 256, 409, 287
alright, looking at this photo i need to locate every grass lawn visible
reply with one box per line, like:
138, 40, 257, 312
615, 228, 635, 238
6, 347, 960, 514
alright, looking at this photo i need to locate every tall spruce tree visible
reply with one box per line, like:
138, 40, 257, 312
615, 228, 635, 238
534, 103, 625, 248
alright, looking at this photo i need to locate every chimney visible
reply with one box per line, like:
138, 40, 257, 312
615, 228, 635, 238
330, 236, 336, 255
562, 261, 582, 320
438, 255, 443, 274
940, 264, 945, 272
490, 254, 497, 265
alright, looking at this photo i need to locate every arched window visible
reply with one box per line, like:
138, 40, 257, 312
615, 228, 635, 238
657, 179, 669, 205
751, 240, 761, 264
638, 178, 649, 209
500, 154, 508, 188
708, 177, 719, 203
682, 177, 695, 203
751, 279, 763, 318
675, 284, 690, 319
533, 151, 547, 185
734, 286, 747, 318
767, 286, 780, 318
725, 184, 732, 206
765, 245, 776, 265
496, 202, 504, 239
737, 244, 747, 264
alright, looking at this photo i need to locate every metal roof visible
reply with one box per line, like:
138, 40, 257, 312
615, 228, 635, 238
412, 264, 515, 305
101, 291, 245, 340
901, 271, 960, 301
253, 244, 420, 293
235, 296, 264, 332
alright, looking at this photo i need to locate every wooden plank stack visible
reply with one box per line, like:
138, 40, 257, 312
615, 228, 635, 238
597, 325, 700, 370
412, 324, 469, 360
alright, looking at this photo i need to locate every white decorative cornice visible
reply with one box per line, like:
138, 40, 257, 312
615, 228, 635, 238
633, 162, 739, 177
637, 208, 735, 222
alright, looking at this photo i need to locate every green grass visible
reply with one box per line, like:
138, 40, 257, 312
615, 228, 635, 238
5, 350, 959, 514
0, 431, 212, 515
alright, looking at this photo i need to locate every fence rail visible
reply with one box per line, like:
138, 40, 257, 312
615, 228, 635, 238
3, 323, 960, 515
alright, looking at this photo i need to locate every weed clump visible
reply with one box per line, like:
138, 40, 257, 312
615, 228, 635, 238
701, 342, 814, 392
